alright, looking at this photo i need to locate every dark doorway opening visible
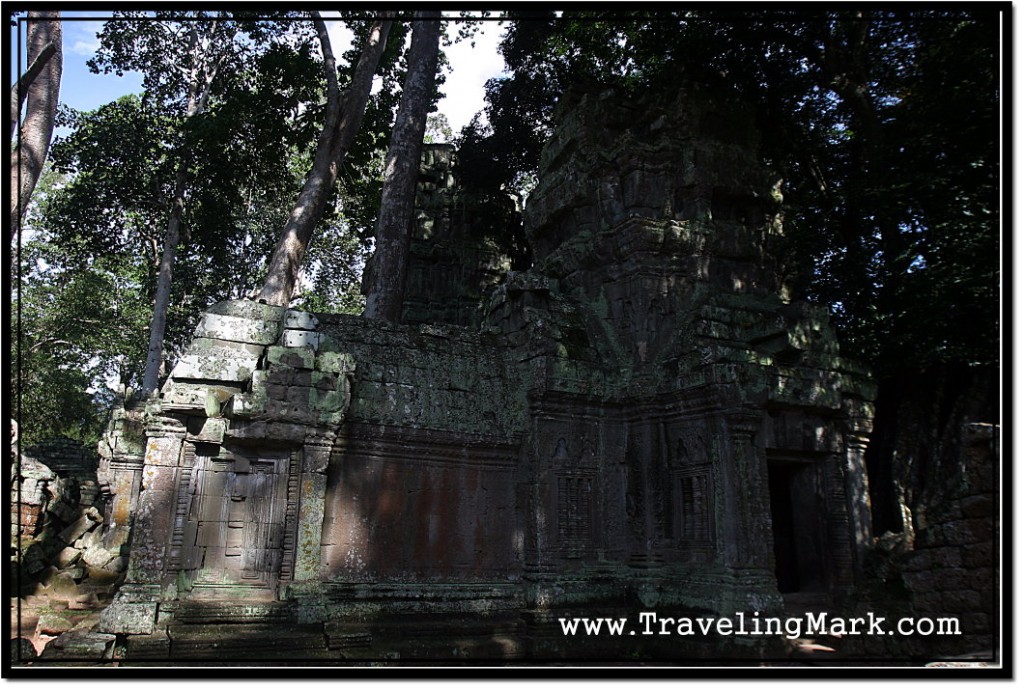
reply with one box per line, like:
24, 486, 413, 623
767, 459, 826, 595
768, 462, 800, 593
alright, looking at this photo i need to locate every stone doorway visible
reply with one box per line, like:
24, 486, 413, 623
767, 458, 826, 595
179, 450, 289, 595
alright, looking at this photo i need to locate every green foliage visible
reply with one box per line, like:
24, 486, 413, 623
15, 13, 405, 436
457, 9, 1000, 374
12, 190, 150, 445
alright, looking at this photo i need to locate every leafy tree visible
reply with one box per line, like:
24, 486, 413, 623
89, 12, 278, 395
13, 167, 151, 446
257, 14, 395, 307
24, 15, 327, 404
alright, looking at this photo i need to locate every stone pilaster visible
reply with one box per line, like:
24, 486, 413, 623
844, 425, 874, 574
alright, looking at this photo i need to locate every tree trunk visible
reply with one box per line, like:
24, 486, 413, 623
257, 17, 393, 307
140, 21, 224, 397
141, 168, 188, 396
362, 16, 441, 323
10, 12, 62, 242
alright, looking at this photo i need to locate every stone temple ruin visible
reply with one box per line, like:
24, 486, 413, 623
30, 84, 887, 662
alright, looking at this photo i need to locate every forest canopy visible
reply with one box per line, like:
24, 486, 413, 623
10, 9, 1002, 449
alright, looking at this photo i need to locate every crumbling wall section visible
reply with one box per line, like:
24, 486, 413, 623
899, 422, 998, 656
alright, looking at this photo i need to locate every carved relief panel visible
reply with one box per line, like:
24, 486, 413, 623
670, 427, 715, 554
551, 437, 599, 558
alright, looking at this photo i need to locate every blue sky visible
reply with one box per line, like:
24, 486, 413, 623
11, 12, 507, 138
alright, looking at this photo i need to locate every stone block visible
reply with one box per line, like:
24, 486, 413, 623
172, 352, 259, 382
294, 473, 327, 582
63, 565, 86, 581
286, 385, 313, 406
944, 518, 994, 545
268, 345, 316, 370
282, 328, 323, 350
86, 564, 124, 586
142, 464, 179, 492
302, 445, 331, 474
268, 366, 313, 387
124, 629, 171, 659
36, 612, 74, 636
314, 387, 350, 414
105, 556, 128, 573
941, 589, 981, 613
959, 495, 995, 519
188, 337, 266, 357
160, 382, 211, 410
312, 371, 339, 391
98, 601, 158, 635
961, 612, 991, 635
143, 438, 184, 469
316, 351, 356, 374
82, 545, 114, 568
195, 312, 282, 345
904, 546, 960, 572
56, 546, 82, 569
229, 393, 263, 418
47, 572, 81, 599
76, 527, 101, 551
285, 310, 320, 330
266, 422, 309, 443
39, 630, 116, 660
207, 299, 286, 321
224, 419, 267, 440
185, 417, 227, 444
911, 591, 943, 614
961, 542, 994, 569
10, 638, 37, 662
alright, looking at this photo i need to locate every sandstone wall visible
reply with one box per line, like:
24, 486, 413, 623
900, 422, 998, 656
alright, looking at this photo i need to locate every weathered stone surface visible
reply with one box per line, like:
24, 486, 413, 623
185, 416, 227, 444
194, 312, 282, 345
10, 638, 37, 662
282, 328, 323, 350
285, 309, 320, 330
55, 546, 82, 569
171, 352, 260, 382
207, 299, 286, 321
98, 601, 157, 635
316, 351, 356, 374
39, 631, 116, 660
267, 345, 316, 370
294, 472, 327, 582
81, 544, 114, 568
47, 572, 81, 599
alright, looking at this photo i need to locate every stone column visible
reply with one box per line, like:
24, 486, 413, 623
99, 415, 186, 636
718, 413, 772, 568
101, 456, 143, 556
294, 441, 331, 582
712, 411, 781, 613
844, 421, 874, 574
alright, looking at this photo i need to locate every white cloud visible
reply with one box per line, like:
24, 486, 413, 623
71, 38, 100, 57
70, 20, 104, 57
323, 18, 356, 60
437, 21, 508, 134
291, 17, 507, 137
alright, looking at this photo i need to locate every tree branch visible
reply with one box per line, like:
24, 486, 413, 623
312, 12, 340, 102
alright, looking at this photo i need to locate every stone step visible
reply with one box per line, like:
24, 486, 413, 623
166, 622, 330, 661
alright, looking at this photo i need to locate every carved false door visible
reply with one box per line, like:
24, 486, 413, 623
183, 451, 288, 592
